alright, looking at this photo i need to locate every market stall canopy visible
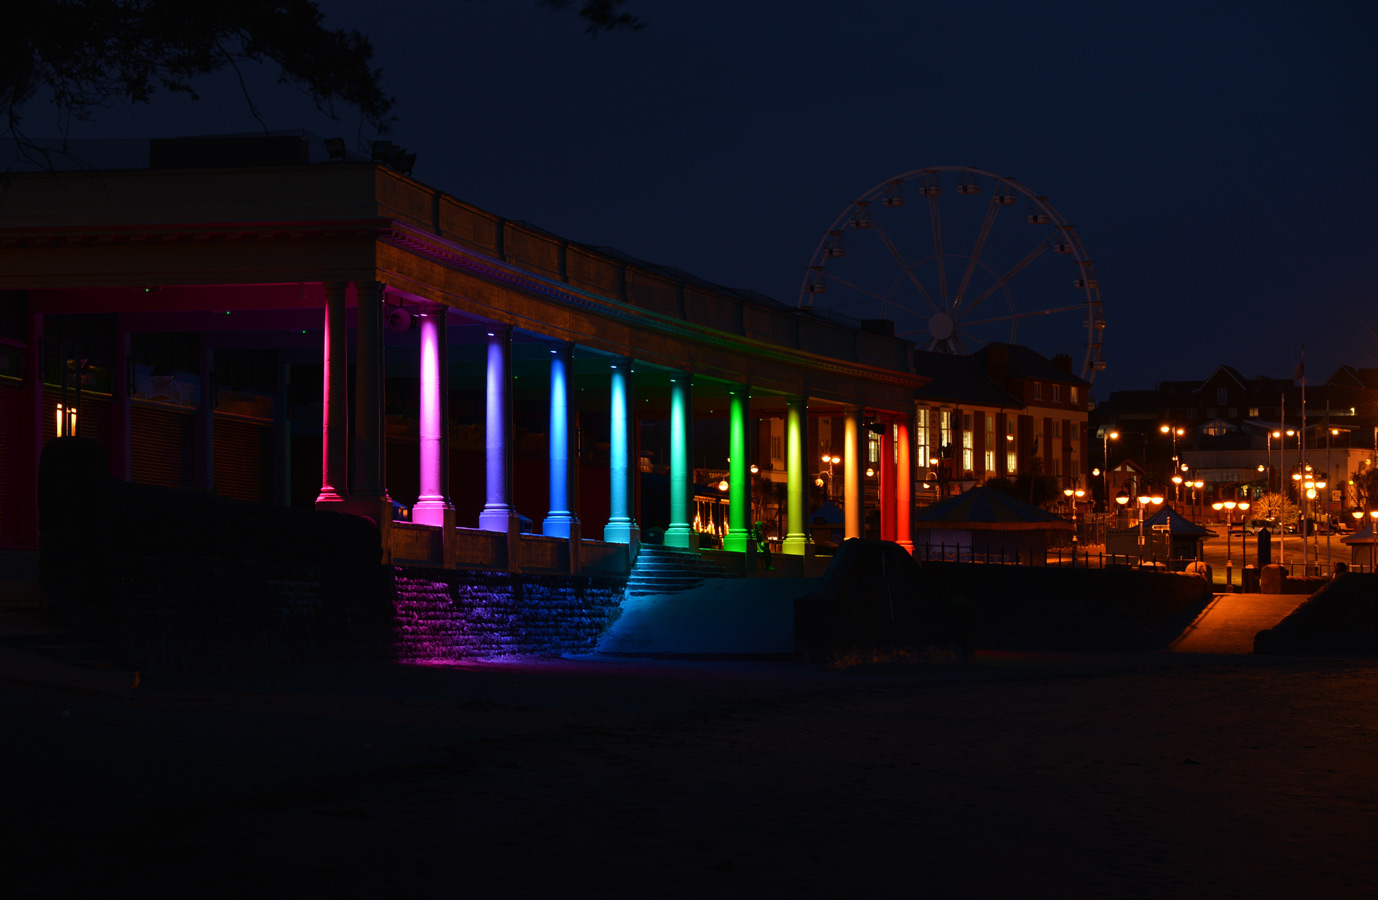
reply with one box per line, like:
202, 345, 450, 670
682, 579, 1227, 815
1142, 506, 1218, 538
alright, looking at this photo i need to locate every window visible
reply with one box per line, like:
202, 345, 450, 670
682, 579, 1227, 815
1032, 381, 1042, 400
1217, 387, 1228, 405
940, 409, 953, 459
1005, 416, 1017, 474
818, 416, 831, 454
1070, 386, 1079, 404
916, 408, 930, 467
1053, 420, 1062, 439
962, 427, 974, 472
868, 432, 880, 464
1229, 407, 1237, 419
1053, 384, 1061, 402
1248, 407, 1259, 418
770, 435, 782, 462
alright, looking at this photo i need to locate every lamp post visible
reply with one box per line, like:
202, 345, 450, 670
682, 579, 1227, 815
1160, 424, 1185, 502
1102, 429, 1119, 515
1212, 498, 1249, 591
1353, 509, 1378, 572
1063, 485, 1086, 564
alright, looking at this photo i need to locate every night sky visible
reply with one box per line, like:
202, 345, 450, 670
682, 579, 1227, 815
21, 0, 1378, 400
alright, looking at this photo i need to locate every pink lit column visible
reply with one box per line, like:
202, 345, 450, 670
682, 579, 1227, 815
412, 304, 453, 526
478, 326, 519, 533
315, 281, 349, 507
351, 281, 389, 505
895, 418, 913, 554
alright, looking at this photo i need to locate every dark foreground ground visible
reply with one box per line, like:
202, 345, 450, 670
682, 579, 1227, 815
6, 648, 1378, 898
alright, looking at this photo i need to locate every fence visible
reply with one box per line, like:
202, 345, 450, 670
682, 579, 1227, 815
913, 541, 1377, 575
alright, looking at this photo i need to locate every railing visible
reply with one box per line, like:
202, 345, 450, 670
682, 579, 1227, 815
913, 542, 1375, 575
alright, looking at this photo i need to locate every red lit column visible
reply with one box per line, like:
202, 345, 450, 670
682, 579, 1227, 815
351, 281, 389, 505
895, 418, 913, 554
316, 281, 348, 507
879, 420, 895, 542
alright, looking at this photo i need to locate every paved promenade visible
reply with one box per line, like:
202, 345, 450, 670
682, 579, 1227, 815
1169, 593, 1308, 655
4, 568, 1378, 897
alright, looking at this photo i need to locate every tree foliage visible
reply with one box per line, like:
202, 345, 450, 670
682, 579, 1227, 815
2, 0, 644, 150
1250, 492, 1299, 527
3, 1, 397, 143
1353, 463, 1378, 511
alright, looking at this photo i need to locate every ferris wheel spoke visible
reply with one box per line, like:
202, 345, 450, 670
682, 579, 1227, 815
953, 192, 1003, 309
959, 303, 1089, 328
822, 271, 894, 308
962, 233, 1058, 319
866, 217, 939, 312
929, 193, 949, 309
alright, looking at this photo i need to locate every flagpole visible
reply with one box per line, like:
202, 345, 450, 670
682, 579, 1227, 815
1279, 392, 1286, 570
1299, 345, 1307, 575
1326, 400, 1332, 573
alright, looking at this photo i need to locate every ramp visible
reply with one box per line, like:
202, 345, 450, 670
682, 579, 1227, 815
594, 578, 814, 655
1169, 593, 1308, 654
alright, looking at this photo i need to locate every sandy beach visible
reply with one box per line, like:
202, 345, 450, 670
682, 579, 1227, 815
6, 647, 1378, 898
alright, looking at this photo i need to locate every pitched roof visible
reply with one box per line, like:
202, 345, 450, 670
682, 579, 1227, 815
913, 351, 1022, 408
973, 342, 1090, 387
1142, 505, 1218, 537
914, 486, 1074, 531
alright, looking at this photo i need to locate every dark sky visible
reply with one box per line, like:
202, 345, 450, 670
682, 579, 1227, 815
25, 0, 1378, 401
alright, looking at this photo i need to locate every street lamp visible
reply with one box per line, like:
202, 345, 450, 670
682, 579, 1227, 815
1160, 424, 1186, 502
1102, 429, 1119, 514
1063, 485, 1086, 561
1212, 498, 1250, 590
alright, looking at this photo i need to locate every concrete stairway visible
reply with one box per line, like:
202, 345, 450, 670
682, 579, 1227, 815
625, 544, 739, 596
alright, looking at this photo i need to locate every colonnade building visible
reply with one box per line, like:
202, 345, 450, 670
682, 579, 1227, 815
0, 135, 947, 569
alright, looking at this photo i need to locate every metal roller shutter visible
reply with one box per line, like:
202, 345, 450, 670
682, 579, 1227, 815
130, 404, 191, 489
213, 416, 270, 503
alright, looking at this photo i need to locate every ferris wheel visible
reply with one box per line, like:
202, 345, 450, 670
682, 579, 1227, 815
799, 166, 1106, 384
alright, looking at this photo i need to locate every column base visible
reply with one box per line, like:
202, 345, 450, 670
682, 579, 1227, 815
314, 489, 348, 508
722, 532, 750, 553
781, 533, 810, 557
604, 518, 640, 544
896, 540, 915, 556
478, 507, 521, 534
412, 499, 454, 527
663, 524, 699, 551
541, 514, 581, 541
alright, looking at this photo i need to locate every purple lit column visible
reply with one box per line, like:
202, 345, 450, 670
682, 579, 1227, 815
478, 326, 519, 532
315, 281, 348, 507
412, 304, 453, 526
541, 341, 580, 539
351, 281, 389, 504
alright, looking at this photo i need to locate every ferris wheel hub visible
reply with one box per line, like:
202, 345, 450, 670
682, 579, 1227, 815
929, 312, 955, 342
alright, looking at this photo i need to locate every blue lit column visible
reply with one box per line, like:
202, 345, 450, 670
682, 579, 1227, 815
478, 325, 519, 533
412, 304, 453, 526
542, 341, 580, 539
722, 383, 750, 553
844, 405, 862, 540
663, 372, 698, 550
782, 395, 809, 556
315, 281, 348, 507
605, 357, 640, 547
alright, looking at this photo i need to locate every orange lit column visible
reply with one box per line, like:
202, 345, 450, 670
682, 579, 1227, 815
879, 420, 895, 542
843, 406, 862, 540
316, 281, 349, 507
895, 418, 913, 554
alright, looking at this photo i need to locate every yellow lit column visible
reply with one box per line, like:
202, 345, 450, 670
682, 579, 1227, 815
782, 395, 809, 556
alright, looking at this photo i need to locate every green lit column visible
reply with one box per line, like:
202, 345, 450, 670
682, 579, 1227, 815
844, 406, 862, 540
664, 372, 698, 550
782, 395, 809, 556
723, 384, 750, 552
